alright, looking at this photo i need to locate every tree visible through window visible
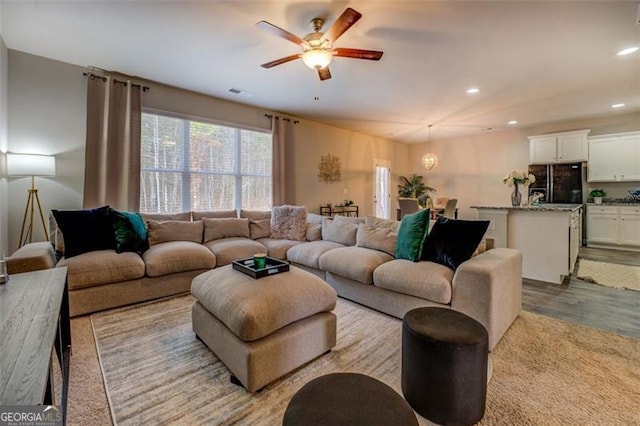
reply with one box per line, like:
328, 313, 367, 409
140, 112, 272, 213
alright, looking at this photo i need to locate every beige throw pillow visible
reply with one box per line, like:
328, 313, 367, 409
203, 217, 250, 242
306, 223, 322, 241
356, 224, 397, 256
365, 215, 401, 233
241, 210, 272, 221
270, 205, 307, 241
147, 220, 203, 245
249, 219, 271, 239
322, 218, 358, 246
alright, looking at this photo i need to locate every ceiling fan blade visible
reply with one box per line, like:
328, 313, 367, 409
333, 48, 383, 61
256, 20, 306, 46
318, 67, 332, 81
323, 8, 362, 43
260, 54, 302, 69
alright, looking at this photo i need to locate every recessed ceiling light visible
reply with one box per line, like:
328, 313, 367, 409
617, 47, 639, 56
508, 120, 518, 125
611, 103, 625, 108
466, 87, 480, 94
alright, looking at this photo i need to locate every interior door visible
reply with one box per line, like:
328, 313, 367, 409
373, 160, 391, 219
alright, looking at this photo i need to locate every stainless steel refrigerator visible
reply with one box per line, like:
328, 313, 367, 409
527, 163, 584, 204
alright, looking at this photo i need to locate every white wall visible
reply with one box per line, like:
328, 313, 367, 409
0, 29, 9, 256
408, 112, 640, 219
7, 50, 86, 249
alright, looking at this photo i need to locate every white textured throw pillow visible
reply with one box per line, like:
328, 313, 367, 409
270, 205, 308, 241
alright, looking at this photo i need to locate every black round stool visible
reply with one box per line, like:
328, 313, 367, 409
402, 307, 488, 425
283, 372, 418, 426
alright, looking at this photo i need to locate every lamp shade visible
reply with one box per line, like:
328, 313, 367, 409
7, 154, 56, 176
302, 49, 333, 70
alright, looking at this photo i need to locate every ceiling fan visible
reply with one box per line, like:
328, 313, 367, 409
256, 7, 383, 81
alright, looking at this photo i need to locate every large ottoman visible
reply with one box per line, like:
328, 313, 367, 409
191, 264, 338, 393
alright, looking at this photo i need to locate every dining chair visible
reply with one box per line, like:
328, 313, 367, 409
443, 198, 458, 219
398, 197, 420, 218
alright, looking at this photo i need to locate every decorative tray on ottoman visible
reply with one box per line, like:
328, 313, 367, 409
232, 257, 290, 279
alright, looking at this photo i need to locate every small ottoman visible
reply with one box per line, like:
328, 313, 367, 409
191, 264, 337, 393
402, 307, 489, 425
283, 373, 418, 426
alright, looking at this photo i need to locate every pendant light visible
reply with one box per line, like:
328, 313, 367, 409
421, 125, 438, 170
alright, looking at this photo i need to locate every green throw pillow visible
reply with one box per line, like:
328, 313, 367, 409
395, 209, 430, 262
110, 208, 149, 254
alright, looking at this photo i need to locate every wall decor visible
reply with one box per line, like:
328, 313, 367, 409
318, 154, 342, 183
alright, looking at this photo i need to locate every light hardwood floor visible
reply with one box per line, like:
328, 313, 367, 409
522, 247, 640, 339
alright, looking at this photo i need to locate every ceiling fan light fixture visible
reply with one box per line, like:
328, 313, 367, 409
302, 49, 333, 70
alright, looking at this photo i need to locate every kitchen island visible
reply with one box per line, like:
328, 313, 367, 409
471, 204, 582, 284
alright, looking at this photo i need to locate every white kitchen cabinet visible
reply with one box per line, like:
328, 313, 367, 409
620, 206, 640, 247
588, 131, 640, 182
528, 129, 590, 164
587, 204, 640, 250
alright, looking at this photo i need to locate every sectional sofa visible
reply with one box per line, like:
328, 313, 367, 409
7, 207, 522, 350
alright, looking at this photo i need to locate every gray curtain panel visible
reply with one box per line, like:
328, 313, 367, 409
271, 116, 296, 206
83, 75, 142, 211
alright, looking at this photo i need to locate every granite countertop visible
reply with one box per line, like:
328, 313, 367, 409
471, 204, 582, 212
587, 202, 640, 206
586, 198, 640, 206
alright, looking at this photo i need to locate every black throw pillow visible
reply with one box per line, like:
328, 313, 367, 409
421, 217, 490, 270
52, 206, 115, 258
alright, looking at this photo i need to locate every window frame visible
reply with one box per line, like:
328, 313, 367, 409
140, 108, 272, 213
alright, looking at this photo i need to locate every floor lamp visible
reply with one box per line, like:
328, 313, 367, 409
7, 153, 56, 249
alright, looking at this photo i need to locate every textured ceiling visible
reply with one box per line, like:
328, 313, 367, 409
2, 1, 639, 143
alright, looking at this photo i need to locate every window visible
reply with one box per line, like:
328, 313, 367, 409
140, 111, 272, 213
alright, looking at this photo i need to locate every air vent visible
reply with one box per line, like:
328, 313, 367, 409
228, 88, 254, 98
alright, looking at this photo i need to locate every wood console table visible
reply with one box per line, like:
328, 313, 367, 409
0, 267, 71, 424
320, 205, 359, 217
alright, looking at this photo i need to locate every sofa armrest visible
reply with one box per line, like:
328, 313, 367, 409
451, 247, 522, 351
6, 242, 57, 274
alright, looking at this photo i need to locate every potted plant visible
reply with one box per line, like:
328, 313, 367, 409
589, 189, 606, 205
398, 174, 437, 208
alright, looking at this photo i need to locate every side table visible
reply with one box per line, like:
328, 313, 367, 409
0, 267, 71, 424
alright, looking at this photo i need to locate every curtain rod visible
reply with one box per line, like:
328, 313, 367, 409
83, 72, 150, 92
264, 114, 299, 124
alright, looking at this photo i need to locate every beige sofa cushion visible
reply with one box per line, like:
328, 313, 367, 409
147, 220, 203, 245
306, 223, 322, 241
240, 209, 271, 220
7, 242, 57, 274
204, 237, 266, 266
319, 246, 394, 285
143, 241, 216, 277
191, 265, 337, 341
142, 212, 191, 222
307, 213, 324, 224
373, 259, 454, 304
286, 240, 345, 269
256, 238, 303, 260
356, 224, 397, 256
192, 210, 238, 220
333, 215, 366, 225
322, 218, 358, 246
203, 218, 250, 242
58, 250, 145, 290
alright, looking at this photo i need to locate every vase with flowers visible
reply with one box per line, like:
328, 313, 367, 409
503, 169, 536, 207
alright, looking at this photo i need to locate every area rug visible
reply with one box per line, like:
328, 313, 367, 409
91, 296, 640, 425
577, 259, 640, 292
